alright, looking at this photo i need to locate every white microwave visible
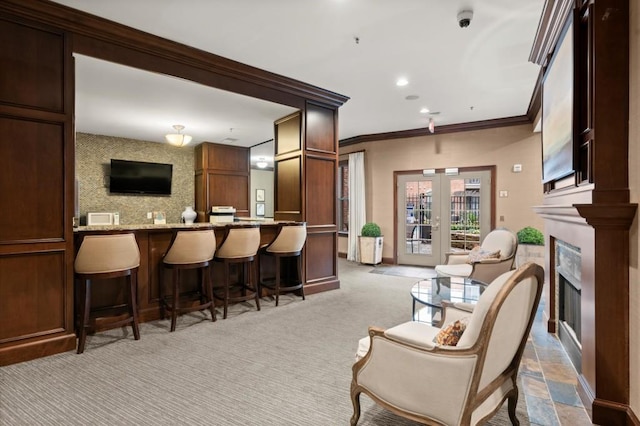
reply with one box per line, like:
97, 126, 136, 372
87, 212, 120, 226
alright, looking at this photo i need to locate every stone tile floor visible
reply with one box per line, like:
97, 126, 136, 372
523, 304, 592, 425
370, 263, 593, 425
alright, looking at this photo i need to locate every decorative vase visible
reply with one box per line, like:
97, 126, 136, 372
181, 206, 197, 225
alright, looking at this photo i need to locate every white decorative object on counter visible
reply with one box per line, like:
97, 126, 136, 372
182, 206, 197, 224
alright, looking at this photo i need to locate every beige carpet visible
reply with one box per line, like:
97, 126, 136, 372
0, 259, 527, 425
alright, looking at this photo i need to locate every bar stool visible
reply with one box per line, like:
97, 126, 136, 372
259, 222, 307, 306
74, 233, 141, 354
213, 225, 261, 319
161, 229, 217, 332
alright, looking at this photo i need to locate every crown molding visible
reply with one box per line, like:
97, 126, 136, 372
339, 115, 531, 147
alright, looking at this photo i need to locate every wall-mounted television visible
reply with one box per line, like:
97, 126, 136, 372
541, 18, 574, 183
109, 159, 173, 195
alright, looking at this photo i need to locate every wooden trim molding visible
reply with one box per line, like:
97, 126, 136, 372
339, 115, 531, 147
0, 0, 349, 109
529, 0, 574, 66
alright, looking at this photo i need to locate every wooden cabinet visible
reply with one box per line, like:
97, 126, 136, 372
194, 142, 250, 221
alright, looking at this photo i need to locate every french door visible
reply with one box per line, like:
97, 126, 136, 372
397, 170, 491, 267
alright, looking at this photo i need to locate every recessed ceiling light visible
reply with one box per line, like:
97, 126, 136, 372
420, 108, 430, 114
396, 78, 409, 87
405, 95, 419, 100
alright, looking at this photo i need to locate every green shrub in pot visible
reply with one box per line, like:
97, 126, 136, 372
361, 222, 382, 237
517, 226, 544, 245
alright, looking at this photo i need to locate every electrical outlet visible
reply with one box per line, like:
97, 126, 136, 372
499, 190, 508, 198
147, 212, 153, 219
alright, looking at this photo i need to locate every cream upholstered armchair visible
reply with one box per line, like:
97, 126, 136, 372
351, 262, 543, 426
434, 228, 518, 284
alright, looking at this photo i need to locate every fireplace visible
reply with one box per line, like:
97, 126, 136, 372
555, 239, 582, 372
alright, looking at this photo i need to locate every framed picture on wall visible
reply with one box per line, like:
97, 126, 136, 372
256, 189, 265, 202
541, 18, 574, 183
256, 203, 265, 216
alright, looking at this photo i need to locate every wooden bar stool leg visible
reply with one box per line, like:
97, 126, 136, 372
170, 269, 180, 332
206, 266, 216, 322
128, 272, 141, 340
223, 262, 230, 319
77, 279, 91, 354
298, 255, 305, 301
253, 259, 260, 311
275, 257, 281, 307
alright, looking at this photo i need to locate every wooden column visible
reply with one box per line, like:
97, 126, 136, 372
274, 103, 340, 295
0, 16, 77, 365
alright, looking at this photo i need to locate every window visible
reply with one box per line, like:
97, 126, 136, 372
338, 161, 349, 232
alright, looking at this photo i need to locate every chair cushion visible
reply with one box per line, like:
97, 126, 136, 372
481, 229, 516, 259
435, 263, 473, 278
433, 317, 469, 346
467, 246, 501, 264
384, 321, 441, 349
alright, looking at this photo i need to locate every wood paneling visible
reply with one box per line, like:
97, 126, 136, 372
0, 252, 66, 341
194, 142, 250, 220
306, 156, 336, 226
276, 157, 302, 216
202, 143, 249, 172
275, 112, 301, 155
306, 103, 335, 153
0, 118, 64, 242
304, 232, 338, 289
0, 19, 64, 112
0, 16, 76, 366
209, 174, 250, 212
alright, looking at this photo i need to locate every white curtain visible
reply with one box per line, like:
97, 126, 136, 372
347, 152, 366, 262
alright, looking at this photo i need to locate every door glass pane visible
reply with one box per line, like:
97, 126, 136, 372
449, 178, 481, 251
405, 180, 432, 255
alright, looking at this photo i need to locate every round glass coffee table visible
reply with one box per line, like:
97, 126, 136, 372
411, 276, 487, 324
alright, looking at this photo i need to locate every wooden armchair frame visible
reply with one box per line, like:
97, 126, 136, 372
351, 263, 544, 426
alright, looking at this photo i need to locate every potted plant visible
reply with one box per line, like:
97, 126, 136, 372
515, 226, 545, 268
359, 222, 383, 265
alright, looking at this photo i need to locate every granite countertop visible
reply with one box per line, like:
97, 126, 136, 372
75, 220, 283, 232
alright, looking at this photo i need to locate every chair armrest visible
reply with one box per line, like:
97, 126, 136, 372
444, 252, 470, 265
438, 300, 474, 327
469, 259, 514, 284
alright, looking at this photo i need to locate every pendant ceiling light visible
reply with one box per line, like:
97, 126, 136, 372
165, 124, 193, 146
256, 157, 268, 169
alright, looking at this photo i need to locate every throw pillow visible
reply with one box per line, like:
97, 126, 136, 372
467, 246, 501, 264
433, 317, 469, 346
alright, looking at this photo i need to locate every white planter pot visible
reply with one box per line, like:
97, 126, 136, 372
516, 244, 545, 268
359, 236, 383, 265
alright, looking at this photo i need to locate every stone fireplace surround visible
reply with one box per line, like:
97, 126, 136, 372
534, 187, 595, 412
534, 184, 636, 424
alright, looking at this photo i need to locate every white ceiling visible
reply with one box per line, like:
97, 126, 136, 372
55, 0, 544, 165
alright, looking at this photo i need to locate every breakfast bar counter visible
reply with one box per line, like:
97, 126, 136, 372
74, 221, 289, 323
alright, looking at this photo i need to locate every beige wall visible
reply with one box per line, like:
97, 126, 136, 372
339, 123, 544, 260
250, 169, 274, 218
629, 0, 639, 416
76, 133, 194, 225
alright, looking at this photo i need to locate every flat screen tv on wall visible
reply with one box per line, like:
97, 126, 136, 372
109, 159, 173, 195
541, 18, 574, 184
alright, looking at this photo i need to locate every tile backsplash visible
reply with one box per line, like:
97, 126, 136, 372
76, 133, 195, 225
